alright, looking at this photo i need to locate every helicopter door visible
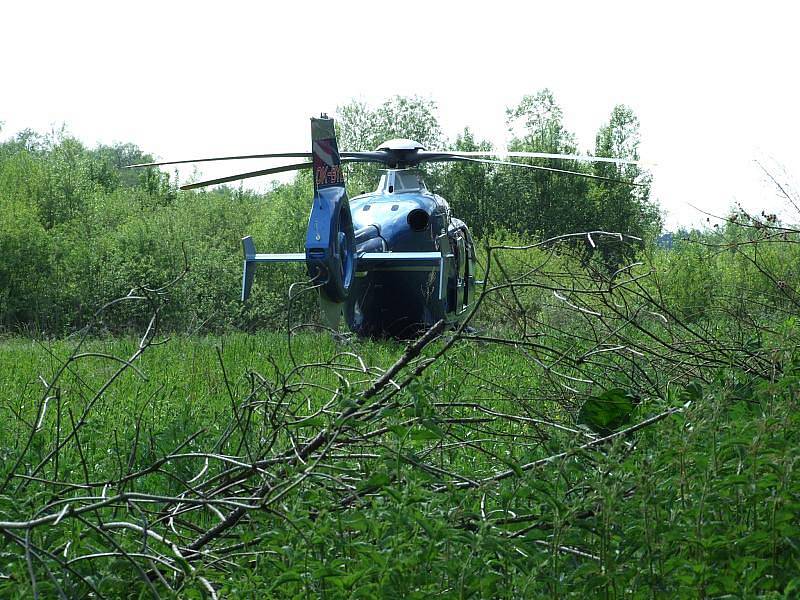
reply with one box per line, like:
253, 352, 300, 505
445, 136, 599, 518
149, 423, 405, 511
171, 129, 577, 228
451, 231, 467, 313
461, 227, 475, 310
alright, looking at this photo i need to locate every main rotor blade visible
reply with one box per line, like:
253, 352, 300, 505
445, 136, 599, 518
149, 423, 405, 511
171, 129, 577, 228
127, 152, 312, 169
455, 157, 646, 187
179, 161, 313, 190
426, 151, 650, 166
340, 151, 391, 162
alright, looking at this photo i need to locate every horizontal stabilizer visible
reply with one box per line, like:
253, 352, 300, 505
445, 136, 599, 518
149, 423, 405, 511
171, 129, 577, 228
241, 235, 306, 301
241, 239, 449, 303
245, 253, 307, 263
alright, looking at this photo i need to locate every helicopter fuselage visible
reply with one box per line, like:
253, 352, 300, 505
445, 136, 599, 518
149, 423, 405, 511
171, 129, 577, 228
345, 170, 477, 338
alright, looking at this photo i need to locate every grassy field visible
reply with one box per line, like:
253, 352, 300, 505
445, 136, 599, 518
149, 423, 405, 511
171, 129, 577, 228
1, 326, 799, 598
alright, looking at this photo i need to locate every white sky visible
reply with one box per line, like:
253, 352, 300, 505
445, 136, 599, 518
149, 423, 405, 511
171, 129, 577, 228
2, 0, 799, 229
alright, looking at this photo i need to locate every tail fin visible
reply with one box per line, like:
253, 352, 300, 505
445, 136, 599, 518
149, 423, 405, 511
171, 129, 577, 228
311, 116, 345, 191
306, 116, 356, 303
240, 116, 353, 305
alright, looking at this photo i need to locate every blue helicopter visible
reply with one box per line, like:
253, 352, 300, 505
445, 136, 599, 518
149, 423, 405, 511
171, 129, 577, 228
130, 116, 641, 338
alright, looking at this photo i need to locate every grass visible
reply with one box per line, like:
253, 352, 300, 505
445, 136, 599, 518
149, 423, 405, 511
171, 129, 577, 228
1, 329, 799, 598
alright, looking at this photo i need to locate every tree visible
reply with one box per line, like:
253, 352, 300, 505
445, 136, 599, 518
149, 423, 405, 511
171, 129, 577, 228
0, 197, 52, 327
336, 96, 444, 194
588, 105, 660, 259
0, 129, 103, 228
499, 89, 592, 237
89, 143, 156, 190
506, 89, 577, 155
439, 128, 495, 237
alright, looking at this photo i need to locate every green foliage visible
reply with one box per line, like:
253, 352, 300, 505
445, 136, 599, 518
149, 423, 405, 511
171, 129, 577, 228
1, 331, 799, 597
0, 129, 320, 333
0, 95, 658, 333
578, 388, 638, 435
438, 128, 495, 237
0, 197, 52, 326
496, 90, 590, 238
507, 89, 578, 153
590, 105, 660, 262
650, 221, 800, 327
337, 95, 444, 194
503, 94, 660, 256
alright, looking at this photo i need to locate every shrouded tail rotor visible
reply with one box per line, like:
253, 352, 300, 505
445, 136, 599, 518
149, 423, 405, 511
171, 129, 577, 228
305, 116, 356, 329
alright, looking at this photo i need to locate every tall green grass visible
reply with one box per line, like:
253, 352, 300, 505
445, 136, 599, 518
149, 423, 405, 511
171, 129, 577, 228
1, 330, 798, 598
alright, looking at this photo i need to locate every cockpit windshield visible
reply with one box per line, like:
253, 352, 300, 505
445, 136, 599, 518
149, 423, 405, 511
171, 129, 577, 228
376, 171, 428, 194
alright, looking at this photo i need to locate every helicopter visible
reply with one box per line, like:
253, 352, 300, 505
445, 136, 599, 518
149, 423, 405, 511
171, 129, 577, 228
129, 115, 642, 338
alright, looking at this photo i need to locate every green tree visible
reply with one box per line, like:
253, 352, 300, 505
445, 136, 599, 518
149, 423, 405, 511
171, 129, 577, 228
439, 128, 495, 236
336, 96, 444, 194
589, 105, 660, 261
506, 89, 577, 154
500, 89, 592, 237
0, 197, 52, 327
0, 129, 104, 229
89, 142, 156, 190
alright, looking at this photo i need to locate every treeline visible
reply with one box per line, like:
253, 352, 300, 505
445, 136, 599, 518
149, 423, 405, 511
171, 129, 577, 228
338, 92, 660, 241
0, 127, 310, 333
0, 92, 661, 334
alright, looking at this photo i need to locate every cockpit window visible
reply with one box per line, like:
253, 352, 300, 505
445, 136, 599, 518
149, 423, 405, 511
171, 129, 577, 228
395, 171, 423, 191
376, 171, 428, 194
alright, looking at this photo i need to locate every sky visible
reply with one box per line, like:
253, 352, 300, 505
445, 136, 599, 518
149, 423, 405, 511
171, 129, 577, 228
2, 0, 799, 229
